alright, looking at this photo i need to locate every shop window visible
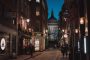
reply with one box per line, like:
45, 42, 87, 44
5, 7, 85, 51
36, 7, 40, 16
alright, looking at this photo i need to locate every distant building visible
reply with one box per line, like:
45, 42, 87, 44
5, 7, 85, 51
48, 10, 59, 48
59, 0, 89, 60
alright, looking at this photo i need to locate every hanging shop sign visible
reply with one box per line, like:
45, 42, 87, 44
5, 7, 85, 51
0, 38, 6, 50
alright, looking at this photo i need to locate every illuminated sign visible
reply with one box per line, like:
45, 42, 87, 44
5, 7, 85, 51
0, 38, 6, 50
84, 36, 87, 54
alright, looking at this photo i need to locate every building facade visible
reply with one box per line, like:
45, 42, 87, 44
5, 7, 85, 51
28, 0, 48, 51
0, 0, 48, 59
0, 0, 33, 59
0, 0, 18, 59
59, 0, 89, 60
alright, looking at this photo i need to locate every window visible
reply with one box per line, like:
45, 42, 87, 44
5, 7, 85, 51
36, 0, 40, 3
36, 7, 40, 16
36, 11, 40, 16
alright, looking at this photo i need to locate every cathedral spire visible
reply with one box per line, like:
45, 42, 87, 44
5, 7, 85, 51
48, 9, 57, 20
51, 10, 54, 17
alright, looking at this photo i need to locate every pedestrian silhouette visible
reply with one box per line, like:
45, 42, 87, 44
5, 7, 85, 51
29, 43, 34, 57
61, 43, 68, 57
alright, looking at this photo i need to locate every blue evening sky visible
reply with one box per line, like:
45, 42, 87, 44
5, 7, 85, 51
46, 0, 64, 20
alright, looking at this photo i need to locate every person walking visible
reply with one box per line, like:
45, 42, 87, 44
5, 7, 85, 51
61, 44, 66, 57
29, 43, 34, 57
64, 43, 69, 57
61, 43, 69, 57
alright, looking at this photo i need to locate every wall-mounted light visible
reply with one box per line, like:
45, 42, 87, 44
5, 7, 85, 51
26, 19, 30, 23
85, 27, 88, 36
64, 34, 68, 38
36, 11, 40, 16
43, 29, 46, 34
80, 17, 84, 24
62, 29, 64, 32
85, 27, 88, 33
75, 29, 78, 33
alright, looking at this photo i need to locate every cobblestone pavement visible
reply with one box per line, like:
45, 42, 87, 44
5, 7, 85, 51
28, 49, 68, 60
10, 49, 68, 60
10, 52, 42, 60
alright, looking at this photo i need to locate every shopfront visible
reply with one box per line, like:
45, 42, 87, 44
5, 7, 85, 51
23, 37, 31, 54
0, 32, 18, 58
0, 33, 10, 55
18, 33, 31, 55
0, 24, 18, 59
34, 32, 45, 51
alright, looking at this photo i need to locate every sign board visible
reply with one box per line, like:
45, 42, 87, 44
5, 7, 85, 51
0, 38, 6, 50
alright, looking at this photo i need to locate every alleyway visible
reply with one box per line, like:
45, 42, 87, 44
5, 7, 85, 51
0, 0, 89, 60
12, 49, 68, 60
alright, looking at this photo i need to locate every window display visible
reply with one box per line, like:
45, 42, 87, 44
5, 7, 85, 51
35, 39, 39, 51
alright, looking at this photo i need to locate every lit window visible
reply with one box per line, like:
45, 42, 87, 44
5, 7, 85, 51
36, 11, 40, 16
36, 0, 40, 3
